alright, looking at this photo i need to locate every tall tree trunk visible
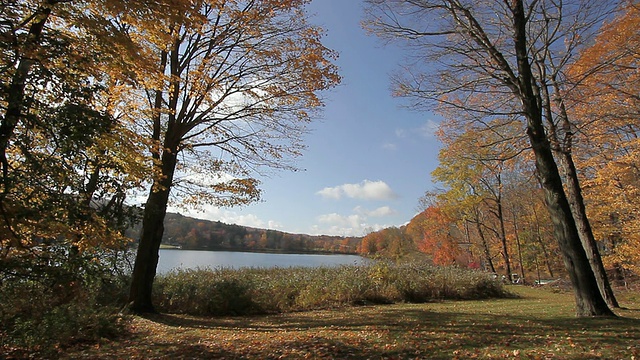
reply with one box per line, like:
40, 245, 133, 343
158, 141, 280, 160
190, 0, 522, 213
511, 0, 614, 316
532, 205, 554, 277
529, 144, 612, 316
473, 210, 496, 273
548, 77, 620, 308
128, 148, 178, 314
463, 220, 474, 259
512, 209, 526, 283
129, 41, 180, 314
496, 199, 512, 279
558, 151, 619, 308
536, 59, 620, 308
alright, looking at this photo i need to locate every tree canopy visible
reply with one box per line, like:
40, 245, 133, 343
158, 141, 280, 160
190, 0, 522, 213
364, 0, 626, 316
126, 0, 340, 313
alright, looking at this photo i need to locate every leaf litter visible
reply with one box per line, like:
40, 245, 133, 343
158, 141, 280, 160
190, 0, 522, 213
62, 287, 639, 359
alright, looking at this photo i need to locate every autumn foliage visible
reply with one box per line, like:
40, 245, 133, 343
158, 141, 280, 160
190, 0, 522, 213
3, 0, 640, 354
409, 206, 463, 266
0, 0, 340, 351
564, 2, 640, 277
159, 213, 360, 253
361, 2, 640, 301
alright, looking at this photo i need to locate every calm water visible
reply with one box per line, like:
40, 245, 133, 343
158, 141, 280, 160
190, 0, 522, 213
157, 249, 369, 273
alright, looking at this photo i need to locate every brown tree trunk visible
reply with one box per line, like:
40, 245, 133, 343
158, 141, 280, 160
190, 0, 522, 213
0, 1, 56, 191
473, 212, 496, 273
558, 151, 620, 308
496, 200, 512, 279
512, 209, 526, 283
530, 145, 612, 316
547, 77, 620, 309
532, 206, 554, 277
511, 0, 613, 316
128, 148, 178, 314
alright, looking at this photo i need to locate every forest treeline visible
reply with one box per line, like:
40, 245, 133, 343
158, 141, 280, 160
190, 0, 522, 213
359, 195, 567, 284
2, 2, 639, 352
153, 213, 361, 254
361, 0, 640, 299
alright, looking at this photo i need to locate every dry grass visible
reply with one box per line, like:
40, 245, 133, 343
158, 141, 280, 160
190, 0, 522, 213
60, 286, 640, 359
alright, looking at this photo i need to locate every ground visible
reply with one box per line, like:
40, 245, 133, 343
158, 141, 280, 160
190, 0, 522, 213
64, 287, 639, 359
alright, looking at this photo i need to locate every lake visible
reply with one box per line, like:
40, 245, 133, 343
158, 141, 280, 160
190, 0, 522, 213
157, 249, 369, 273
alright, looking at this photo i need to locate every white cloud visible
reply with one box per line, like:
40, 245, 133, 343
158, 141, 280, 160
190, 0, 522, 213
312, 221, 387, 237
316, 180, 398, 201
312, 205, 398, 236
395, 128, 408, 138
267, 220, 284, 229
313, 212, 387, 236
317, 213, 364, 228
394, 119, 440, 140
353, 205, 397, 217
316, 187, 343, 200
228, 213, 267, 228
418, 119, 439, 138
169, 204, 282, 230
382, 142, 397, 151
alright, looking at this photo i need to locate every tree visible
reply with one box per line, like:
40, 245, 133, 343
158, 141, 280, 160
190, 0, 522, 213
431, 114, 563, 281
525, 2, 620, 307
432, 118, 527, 277
358, 230, 382, 255
127, 0, 340, 313
567, 1, 640, 281
0, 1, 181, 327
415, 205, 465, 266
0, 0, 169, 253
365, 0, 615, 316
358, 226, 416, 259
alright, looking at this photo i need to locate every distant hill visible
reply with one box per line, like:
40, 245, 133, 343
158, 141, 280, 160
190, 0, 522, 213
129, 213, 362, 254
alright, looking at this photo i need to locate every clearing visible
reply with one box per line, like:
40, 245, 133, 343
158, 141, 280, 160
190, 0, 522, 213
64, 286, 639, 359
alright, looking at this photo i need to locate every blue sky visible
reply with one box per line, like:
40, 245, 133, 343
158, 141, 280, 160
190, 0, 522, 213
177, 0, 442, 236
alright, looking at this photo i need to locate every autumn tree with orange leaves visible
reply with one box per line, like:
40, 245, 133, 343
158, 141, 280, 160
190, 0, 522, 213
567, 1, 640, 280
365, 0, 619, 316
0, 1, 192, 256
431, 117, 529, 278
127, 0, 340, 313
413, 205, 465, 266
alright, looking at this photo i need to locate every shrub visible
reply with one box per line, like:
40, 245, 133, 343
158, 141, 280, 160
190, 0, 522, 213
154, 261, 509, 316
154, 268, 258, 315
0, 248, 132, 358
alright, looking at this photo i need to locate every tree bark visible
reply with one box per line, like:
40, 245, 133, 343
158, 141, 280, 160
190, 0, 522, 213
473, 211, 496, 273
512, 209, 526, 283
532, 206, 555, 277
536, 64, 620, 308
496, 199, 512, 279
0, 1, 56, 192
558, 151, 620, 308
528, 141, 612, 316
128, 148, 178, 314
547, 77, 620, 308
511, 0, 614, 317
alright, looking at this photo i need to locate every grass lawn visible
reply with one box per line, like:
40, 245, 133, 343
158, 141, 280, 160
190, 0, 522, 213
65, 286, 639, 359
